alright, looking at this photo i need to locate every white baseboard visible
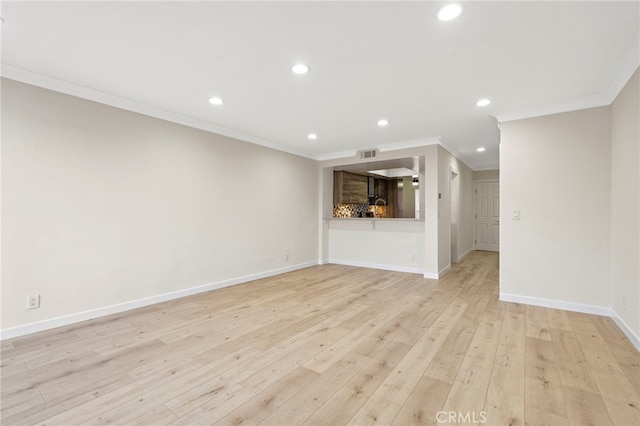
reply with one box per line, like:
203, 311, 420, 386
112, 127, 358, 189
327, 259, 424, 275
499, 293, 611, 316
439, 265, 452, 277
457, 248, 473, 263
0, 261, 318, 341
610, 309, 640, 351
423, 266, 451, 280
500, 292, 640, 351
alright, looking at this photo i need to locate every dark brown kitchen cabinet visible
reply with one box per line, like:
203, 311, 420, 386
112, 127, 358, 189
334, 171, 368, 204
373, 178, 387, 201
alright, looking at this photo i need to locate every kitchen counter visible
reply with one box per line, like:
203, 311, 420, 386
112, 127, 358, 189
325, 217, 424, 221
325, 217, 424, 231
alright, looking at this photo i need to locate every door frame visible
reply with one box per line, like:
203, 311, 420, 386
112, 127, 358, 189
449, 167, 460, 263
473, 179, 499, 251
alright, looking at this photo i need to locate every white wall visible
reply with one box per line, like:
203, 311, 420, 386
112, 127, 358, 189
473, 169, 499, 181
610, 68, 639, 339
319, 144, 474, 278
437, 146, 474, 273
500, 107, 612, 308
318, 144, 455, 278
327, 219, 425, 273
1, 79, 319, 334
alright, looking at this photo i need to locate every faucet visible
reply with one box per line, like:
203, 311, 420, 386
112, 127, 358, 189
374, 198, 386, 217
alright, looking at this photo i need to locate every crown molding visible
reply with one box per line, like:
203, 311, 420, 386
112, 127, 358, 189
375, 137, 441, 152
315, 137, 442, 162
315, 137, 442, 161
492, 93, 610, 123
436, 137, 476, 171
494, 32, 639, 123
473, 166, 500, 172
601, 28, 640, 104
0, 64, 317, 161
317, 136, 482, 171
3, 68, 483, 169
2, 64, 487, 168
315, 149, 358, 161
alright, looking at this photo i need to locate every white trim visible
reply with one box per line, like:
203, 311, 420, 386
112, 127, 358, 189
0, 67, 468, 168
493, 94, 610, 124
500, 293, 640, 351
0, 65, 316, 161
439, 265, 451, 277
316, 137, 443, 162
437, 137, 475, 171
318, 137, 479, 171
316, 149, 358, 161
601, 29, 640, 105
457, 248, 473, 263
423, 265, 451, 279
375, 137, 441, 153
499, 293, 612, 317
0, 261, 317, 341
1, 67, 490, 171
328, 259, 423, 275
494, 35, 639, 124
610, 309, 640, 351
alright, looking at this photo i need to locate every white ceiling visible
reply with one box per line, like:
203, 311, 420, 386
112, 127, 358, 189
1, 1, 638, 170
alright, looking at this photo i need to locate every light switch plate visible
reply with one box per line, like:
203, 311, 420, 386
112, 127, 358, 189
513, 210, 520, 220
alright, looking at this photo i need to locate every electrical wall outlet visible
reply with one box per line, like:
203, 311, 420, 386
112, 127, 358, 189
27, 294, 40, 310
284, 253, 289, 262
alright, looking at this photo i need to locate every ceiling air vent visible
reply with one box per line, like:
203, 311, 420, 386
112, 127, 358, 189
359, 149, 377, 159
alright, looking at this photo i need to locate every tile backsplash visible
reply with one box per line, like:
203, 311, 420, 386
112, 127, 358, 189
333, 203, 371, 218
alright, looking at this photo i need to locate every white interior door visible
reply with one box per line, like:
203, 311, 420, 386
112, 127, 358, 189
475, 181, 500, 252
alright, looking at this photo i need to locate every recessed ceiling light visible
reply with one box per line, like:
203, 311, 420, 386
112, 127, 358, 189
476, 147, 486, 152
308, 133, 318, 140
437, 3, 463, 21
292, 64, 310, 75
476, 99, 491, 107
377, 119, 389, 127
208, 97, 224, 106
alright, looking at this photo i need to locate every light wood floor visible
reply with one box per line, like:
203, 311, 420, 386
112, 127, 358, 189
1, 252, 638, 425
